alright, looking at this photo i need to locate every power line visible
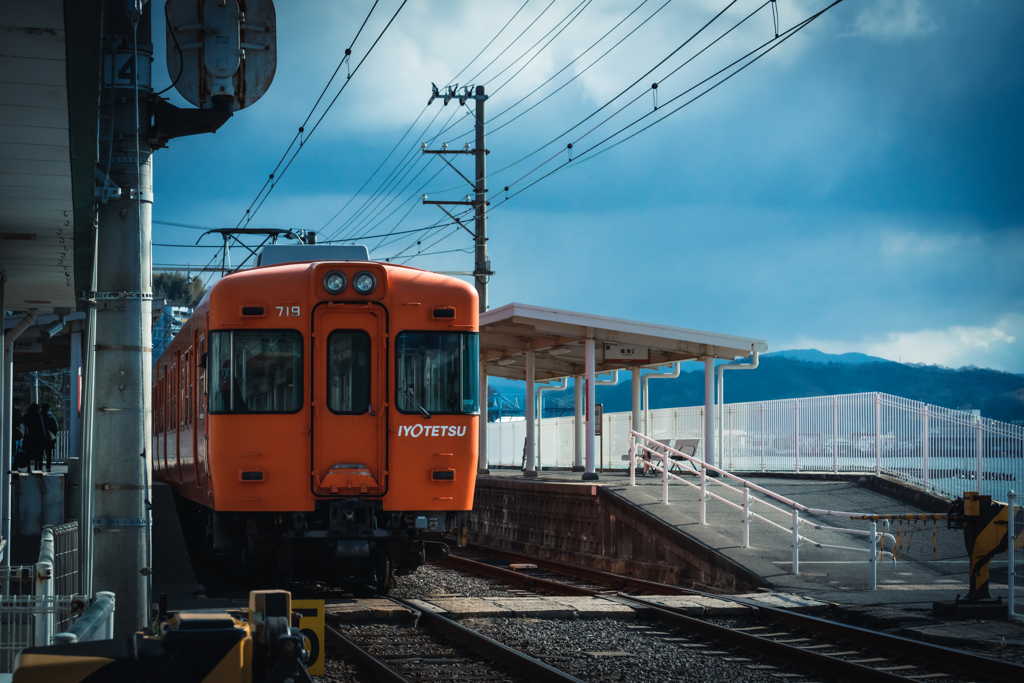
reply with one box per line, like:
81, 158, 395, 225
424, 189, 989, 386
484, 0, 592, 93
465, 0, 558, 85
444, 0, 531, 88
484, 0, 844, 210
229, 2, 409, 273
231, 1, 406, 235
420, 0, 742, 201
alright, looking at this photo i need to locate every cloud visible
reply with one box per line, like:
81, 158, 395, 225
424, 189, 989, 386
782, 315, 1024, 372
879, 230, 975, 257
848, 0, 937, 42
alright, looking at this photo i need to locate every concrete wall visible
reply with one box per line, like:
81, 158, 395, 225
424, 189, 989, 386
468, 478, 764, 592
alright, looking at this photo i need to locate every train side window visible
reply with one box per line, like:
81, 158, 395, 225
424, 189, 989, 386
326, 330, 371, 414
209, 329, 303, 414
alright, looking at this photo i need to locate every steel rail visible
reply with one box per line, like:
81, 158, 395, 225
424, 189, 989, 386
389, 597, 588, 683
462, 543, 701, 594
725, 598, 1024, 683
324, 622, 416, 683
441, 554, 596, 596
619, 595, 912, 683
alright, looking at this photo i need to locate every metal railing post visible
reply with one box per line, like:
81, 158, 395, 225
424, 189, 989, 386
975, 417, 983, 494
870, 521, 878, 590
743, 487, 750, 548
874, 393, 881, 476
662, 452, 669, 505
922, 406, 930, 490
1009, 491, 1016, 620
794, 400, 800, 473
832, 397, 839, 473
759, 403, 765, 472
727, 406, 734, 471
791, 508, 799, 574
629, 436, 636, 487
700, 467, 707, 525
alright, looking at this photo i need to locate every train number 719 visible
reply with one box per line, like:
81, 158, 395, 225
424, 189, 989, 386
276, 306, 301, 317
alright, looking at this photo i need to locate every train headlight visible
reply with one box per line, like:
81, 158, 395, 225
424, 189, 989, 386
323, 271, 347, 294
353, 271, 377, 295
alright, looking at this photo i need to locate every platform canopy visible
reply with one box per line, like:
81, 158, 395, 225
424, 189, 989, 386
480, 303, 768, 381
0, 0, 101, 311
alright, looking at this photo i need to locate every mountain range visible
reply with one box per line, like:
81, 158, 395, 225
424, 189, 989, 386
488, 350, 1024, 423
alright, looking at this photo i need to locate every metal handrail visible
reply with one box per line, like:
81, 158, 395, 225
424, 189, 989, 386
629, 430, 896, 587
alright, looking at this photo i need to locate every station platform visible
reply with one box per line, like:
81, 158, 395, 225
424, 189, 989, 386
475, 468, 1007, 613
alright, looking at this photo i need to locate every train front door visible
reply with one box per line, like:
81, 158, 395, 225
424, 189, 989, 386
312, 303, 386, 497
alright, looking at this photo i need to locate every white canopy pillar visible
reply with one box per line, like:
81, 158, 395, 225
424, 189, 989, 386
583, 338, 598, 481
631, 370, 641, 437
478, 359, 489, 474
523, 350, 537, 478
70, 328, 83, 462
704, 356, 715, 470
572, 375, 584, 472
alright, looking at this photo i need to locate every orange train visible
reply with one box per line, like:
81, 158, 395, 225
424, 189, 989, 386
152, 245, 480, 590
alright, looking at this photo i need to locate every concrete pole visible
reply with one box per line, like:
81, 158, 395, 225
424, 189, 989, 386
70, 329, 82, 460
473, 85, 489, 312
523, 351, 537, 478
92, 2, 153, 635
572, 375, 584, 472
478, 360, 489, 474
704, 356, 715, 469
583, 338, 598, 481
29, 373, 38, 405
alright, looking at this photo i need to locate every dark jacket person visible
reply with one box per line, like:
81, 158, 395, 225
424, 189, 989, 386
22, 404, 46, 472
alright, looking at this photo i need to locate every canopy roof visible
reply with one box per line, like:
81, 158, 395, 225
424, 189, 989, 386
480, 303, 768, 381
0, 0, 101, 311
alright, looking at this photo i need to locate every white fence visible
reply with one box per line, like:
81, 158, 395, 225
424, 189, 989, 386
52, 430, 71, 464
0, 522, 85, 672
487, 391, 1024, 504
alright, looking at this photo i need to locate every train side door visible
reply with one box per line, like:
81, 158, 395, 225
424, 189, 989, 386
312, 303, 386, 496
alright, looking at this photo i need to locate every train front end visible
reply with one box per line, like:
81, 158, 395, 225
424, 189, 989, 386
202, 248, 479, 591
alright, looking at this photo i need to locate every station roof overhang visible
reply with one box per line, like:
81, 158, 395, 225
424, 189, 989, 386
0, 0, 102, 312
479, 303, 768, 382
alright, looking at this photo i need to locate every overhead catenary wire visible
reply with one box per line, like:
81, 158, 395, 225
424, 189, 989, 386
507, 0, 843, 200
484, 0, 592, 95
322, 0, 597, 250
228, 2, 409, 274
400, 0, 845, 267
230, 1, 404, 239
443, 0, 531, 88
418, 0, 742, 201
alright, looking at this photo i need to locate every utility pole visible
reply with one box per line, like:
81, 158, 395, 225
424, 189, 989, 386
423, 84, 493, 314
91, 0, 153, 636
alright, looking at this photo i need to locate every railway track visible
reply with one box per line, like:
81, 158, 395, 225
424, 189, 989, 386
440, 546, 1024, 683
324, 597, 586, 683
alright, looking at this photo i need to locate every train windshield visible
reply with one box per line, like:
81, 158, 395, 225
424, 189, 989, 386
395, 332, 479, 415
209, 330, 303, 414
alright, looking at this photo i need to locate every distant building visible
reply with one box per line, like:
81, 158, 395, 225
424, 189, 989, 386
152, 299, 192, 361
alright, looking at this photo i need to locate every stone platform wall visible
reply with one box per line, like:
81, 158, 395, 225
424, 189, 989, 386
466, 478, 764, 592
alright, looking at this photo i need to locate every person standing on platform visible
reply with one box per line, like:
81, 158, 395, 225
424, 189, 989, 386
41, 402, 58, 473
11, 397, 23, 457
22, 403, 45, 473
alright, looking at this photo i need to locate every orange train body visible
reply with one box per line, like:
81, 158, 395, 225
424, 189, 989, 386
152, 254, 479, 589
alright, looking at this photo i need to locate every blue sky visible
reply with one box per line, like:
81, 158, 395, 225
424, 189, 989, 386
150, 0, 1024, 372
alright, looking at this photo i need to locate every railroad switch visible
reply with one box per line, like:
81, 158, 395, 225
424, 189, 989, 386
937, 492, 1023, 619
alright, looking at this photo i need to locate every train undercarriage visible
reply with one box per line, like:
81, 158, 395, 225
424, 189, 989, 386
176, 495, 457, 593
